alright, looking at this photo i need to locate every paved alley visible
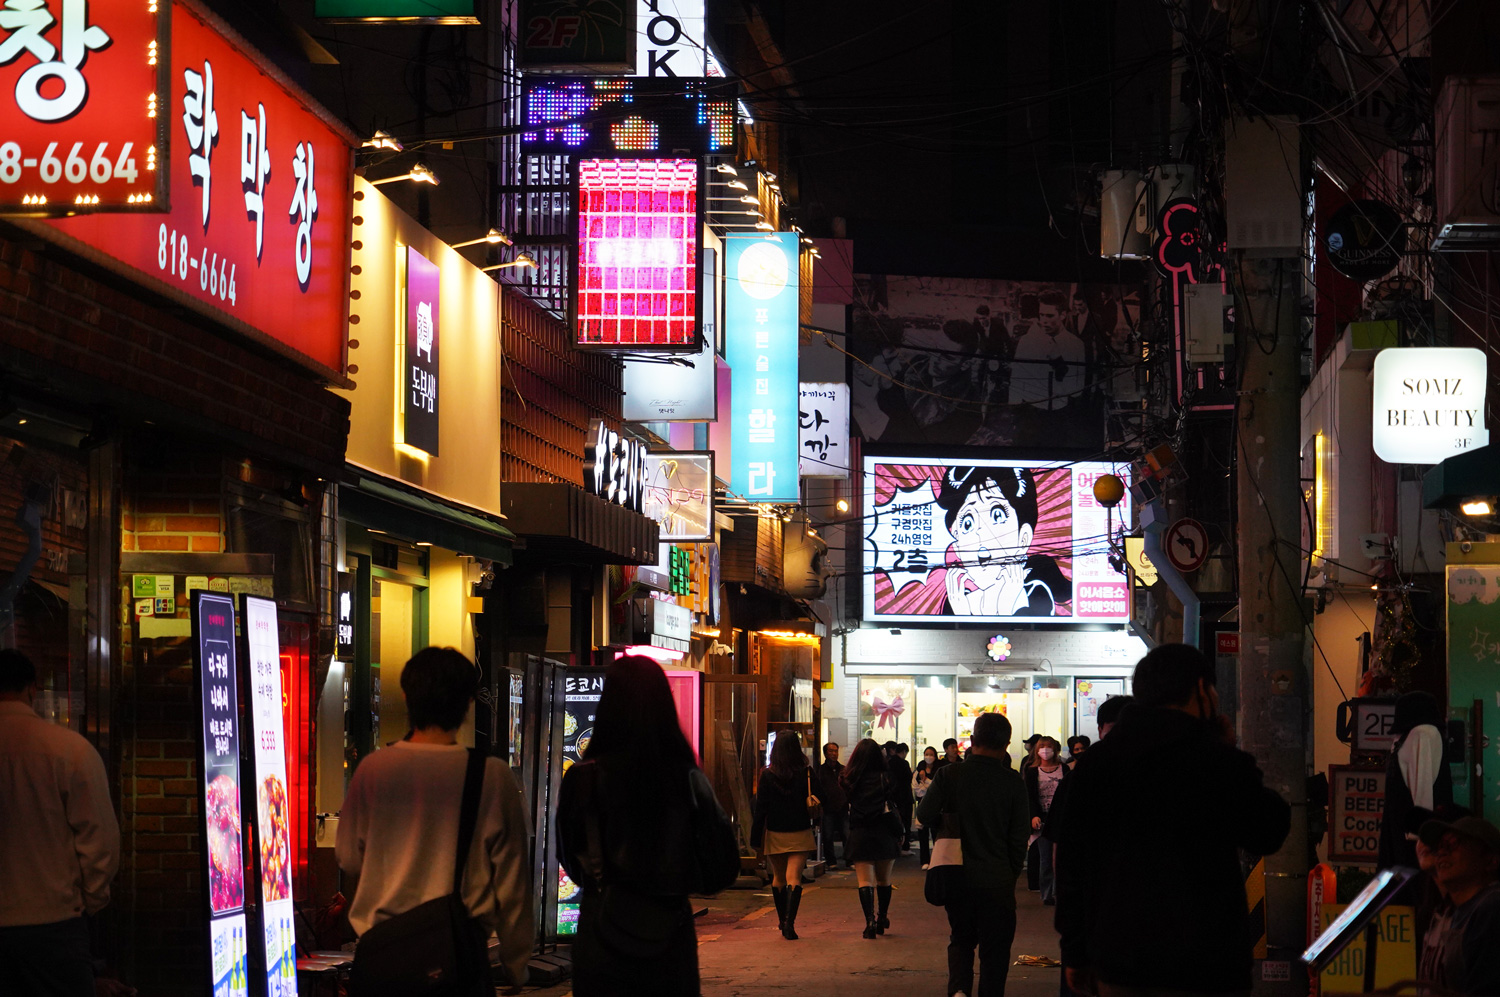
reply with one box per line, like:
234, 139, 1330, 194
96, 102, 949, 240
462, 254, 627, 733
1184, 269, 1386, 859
532, 855, 1063, 997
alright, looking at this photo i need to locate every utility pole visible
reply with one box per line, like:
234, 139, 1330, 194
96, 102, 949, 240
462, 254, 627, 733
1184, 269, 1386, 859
1225, 2, 1310, 992
1233, 254, 1309, 994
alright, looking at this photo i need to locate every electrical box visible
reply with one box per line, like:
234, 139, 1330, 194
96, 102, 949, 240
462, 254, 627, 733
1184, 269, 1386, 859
1184, 282, 1231, 364
1100, 169, 1149, 259
1433, 76, 1500, 251
1224, 115, 1303, 256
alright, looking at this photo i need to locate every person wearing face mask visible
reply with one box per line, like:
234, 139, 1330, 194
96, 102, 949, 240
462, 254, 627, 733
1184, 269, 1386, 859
914, 746, 940, 867
1053, 644, 1290, 997
1065, 736, 1090, 770
1024, 737, 1068, 905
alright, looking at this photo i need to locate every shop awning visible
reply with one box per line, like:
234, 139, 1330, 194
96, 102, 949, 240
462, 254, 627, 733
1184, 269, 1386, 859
1423, 444, 1500, 510
342, 474, 515, 566
502, 482, 659, 564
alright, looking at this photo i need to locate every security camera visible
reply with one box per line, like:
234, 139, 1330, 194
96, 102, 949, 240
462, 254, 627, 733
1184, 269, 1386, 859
1360, 533, 1390, 558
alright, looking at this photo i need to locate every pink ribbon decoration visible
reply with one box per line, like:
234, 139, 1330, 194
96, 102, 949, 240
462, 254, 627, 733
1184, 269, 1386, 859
871, 694, 906, 729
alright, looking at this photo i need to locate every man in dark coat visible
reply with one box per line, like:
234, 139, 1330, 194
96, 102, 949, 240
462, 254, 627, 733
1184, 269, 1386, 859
888, 744, 915, 853
817, 742, 851, 868
1053, 644, 1291, 997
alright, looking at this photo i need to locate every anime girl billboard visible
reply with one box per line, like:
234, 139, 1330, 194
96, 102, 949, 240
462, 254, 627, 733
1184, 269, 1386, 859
863, 457, 1132, 623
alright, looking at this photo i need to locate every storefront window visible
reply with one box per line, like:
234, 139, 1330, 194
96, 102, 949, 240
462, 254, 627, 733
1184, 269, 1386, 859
857, 677, 914, 745
911, 675, 954, 754
957, 676, 1030, 764
371, 578, 423, 747
1074, 678, 1127, 742
1033, 682, 1070, 745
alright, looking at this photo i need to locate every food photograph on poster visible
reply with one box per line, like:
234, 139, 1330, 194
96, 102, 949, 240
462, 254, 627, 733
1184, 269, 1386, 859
257, 774, 292, 903
863, 457, 1131, 624
205, 773, 245, 913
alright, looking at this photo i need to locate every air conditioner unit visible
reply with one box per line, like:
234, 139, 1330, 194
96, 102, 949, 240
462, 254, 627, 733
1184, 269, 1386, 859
1433, 76, 1500, 252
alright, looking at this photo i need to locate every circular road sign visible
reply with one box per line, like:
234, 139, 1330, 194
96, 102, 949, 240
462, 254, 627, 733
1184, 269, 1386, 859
1164, 518, 1209, 573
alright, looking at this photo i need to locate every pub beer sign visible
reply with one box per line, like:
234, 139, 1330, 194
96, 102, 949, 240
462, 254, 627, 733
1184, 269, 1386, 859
1371, 347, 1489, 464
0, 0, 171, 213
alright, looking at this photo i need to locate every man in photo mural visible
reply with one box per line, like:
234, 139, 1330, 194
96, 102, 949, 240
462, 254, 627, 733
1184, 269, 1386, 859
936, 466, 1071, 617
1011, 291, 1087, 413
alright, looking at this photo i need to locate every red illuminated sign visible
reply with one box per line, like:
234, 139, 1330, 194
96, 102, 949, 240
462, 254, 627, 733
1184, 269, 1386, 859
575, 157, 699, 350
0, 0, 170, 213
18, 0, 355, 378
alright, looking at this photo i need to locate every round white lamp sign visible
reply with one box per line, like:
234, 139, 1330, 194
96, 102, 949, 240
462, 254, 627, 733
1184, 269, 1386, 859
1371, 347, 1489, 464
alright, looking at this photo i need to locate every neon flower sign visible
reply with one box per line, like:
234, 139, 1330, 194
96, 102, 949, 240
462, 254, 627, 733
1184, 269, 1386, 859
575, 157, 700, 349
986, 634, 1012, 662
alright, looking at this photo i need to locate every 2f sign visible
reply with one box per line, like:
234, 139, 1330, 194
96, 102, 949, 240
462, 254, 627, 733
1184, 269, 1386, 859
1372, 347, 1489, 464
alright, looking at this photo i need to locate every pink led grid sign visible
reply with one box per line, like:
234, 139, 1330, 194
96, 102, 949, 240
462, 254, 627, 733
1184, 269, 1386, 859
576, 158, 699, 348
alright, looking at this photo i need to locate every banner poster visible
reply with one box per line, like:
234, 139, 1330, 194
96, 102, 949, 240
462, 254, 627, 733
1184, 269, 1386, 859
863, 457, 1132, 624
849, 275, 1140, 449
554, 671, 604, 936
193, 592, 250, 997
244, 596, 298, 997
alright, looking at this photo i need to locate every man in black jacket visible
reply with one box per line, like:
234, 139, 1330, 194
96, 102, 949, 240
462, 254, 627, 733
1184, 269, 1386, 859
888, 744, 916, 854
918, 711, 1030, 997
1053, 644, 1290, 997
817, 742, 851, 869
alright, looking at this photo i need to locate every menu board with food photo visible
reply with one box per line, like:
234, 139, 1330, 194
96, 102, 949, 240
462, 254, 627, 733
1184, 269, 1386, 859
244, 596, 299, 997
193, 592, 250, 997
555, 671, 605, 936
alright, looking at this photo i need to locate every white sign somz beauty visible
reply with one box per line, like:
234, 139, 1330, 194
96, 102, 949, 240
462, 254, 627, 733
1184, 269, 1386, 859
1371, 347, 1488, 464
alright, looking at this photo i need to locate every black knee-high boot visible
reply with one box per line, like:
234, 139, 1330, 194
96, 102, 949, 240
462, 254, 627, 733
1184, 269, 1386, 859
876, 884, 892, 933
783, 885, 802, 940
772, 886, 787, 930
858, 886, 878, 939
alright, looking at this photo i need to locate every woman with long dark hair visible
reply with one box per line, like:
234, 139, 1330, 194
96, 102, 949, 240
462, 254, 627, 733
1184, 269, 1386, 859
557, 656, 735, 996
751, 731, 816, 939
842, 738, 901, 938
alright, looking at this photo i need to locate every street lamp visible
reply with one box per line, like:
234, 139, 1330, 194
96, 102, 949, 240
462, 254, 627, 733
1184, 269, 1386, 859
1094, 473, 1126, 574
451, 228, 513, 249
481, 253, 537, 272
371, 162, 439, 186
362, 129, 403, 152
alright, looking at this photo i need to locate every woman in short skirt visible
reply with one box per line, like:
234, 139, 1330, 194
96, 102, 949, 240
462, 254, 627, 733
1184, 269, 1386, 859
842, 738, 901, 938
751, 730, 816, 939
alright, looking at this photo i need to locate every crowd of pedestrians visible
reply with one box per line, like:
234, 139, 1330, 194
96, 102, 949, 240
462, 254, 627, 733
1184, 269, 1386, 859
8, 637, 1500, 997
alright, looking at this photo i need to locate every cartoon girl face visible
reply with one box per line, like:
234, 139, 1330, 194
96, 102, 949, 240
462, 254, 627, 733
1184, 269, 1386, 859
951, 482, 1034, 585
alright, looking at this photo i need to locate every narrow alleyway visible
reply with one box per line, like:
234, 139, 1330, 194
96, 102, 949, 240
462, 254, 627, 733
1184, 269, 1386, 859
532, 856, 1063, 997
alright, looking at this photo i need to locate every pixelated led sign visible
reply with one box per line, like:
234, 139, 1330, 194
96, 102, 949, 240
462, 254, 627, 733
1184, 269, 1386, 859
862, 457, 1132, 624
29, 0, 356, 379
523, 78, 735, 156
575, 157, 700, 349
0, 0, 171, 214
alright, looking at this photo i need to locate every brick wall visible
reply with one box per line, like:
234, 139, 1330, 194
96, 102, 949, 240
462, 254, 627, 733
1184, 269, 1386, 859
121, 465, 224, 554
0, 238, 350, 477
500, 284, 623, 485
114, 457, 224, 994
0, 238, 344, 993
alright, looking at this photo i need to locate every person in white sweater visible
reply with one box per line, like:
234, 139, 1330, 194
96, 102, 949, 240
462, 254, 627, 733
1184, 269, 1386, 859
337, 647, 534, 990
